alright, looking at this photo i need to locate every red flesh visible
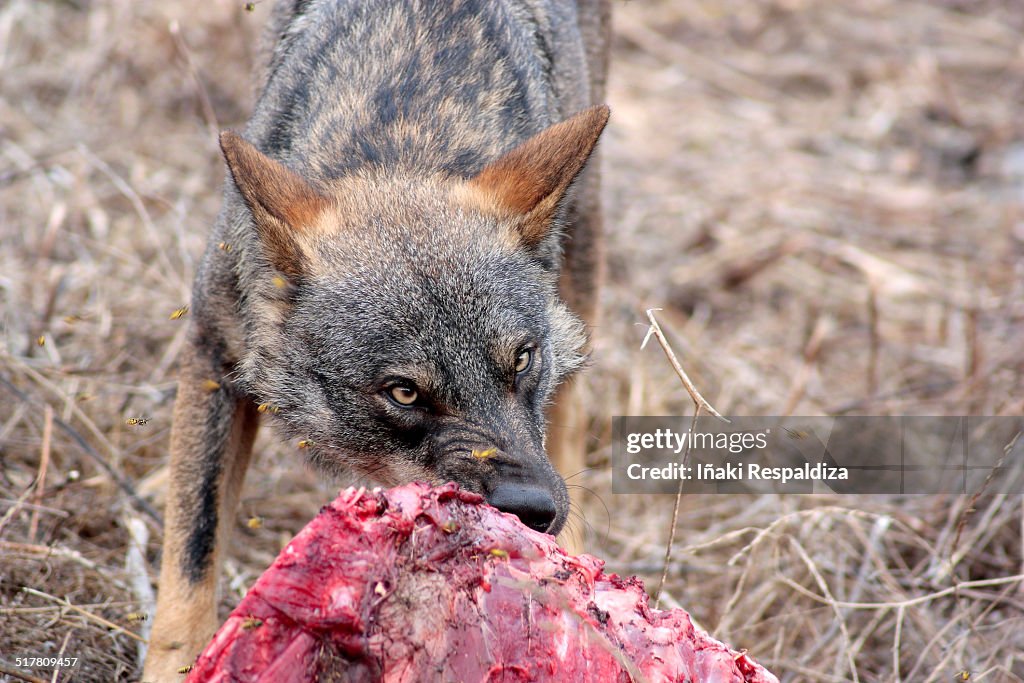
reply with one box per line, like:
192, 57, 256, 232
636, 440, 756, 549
187, 483, 779, 683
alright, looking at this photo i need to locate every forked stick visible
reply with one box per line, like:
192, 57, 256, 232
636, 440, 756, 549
641, 309, 727, 421
641, 309, 727, 608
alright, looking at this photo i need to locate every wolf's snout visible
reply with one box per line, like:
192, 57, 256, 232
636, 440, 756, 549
487, 482, 558, 534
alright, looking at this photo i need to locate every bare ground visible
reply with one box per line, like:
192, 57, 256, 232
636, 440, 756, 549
2, 0, 1023, 681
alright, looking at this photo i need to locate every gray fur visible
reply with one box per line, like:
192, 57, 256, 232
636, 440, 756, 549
146, 1, 609, 676
190, 0, 603, 532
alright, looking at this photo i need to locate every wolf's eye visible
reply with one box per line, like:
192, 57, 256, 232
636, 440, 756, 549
388, 384, 418, 406
514, 348, 533, 374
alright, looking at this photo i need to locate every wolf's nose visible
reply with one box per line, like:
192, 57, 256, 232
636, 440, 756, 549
487, 483, 558, 533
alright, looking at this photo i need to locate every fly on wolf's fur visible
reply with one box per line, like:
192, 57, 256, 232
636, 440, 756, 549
126, 612, 149, 623
246, 516, 263, 529
169, 305, 189, 320
36, 335, 45, 346
125, 418, 149, 426
257, 402, 279, 414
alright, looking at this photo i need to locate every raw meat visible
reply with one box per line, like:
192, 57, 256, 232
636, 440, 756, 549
187, 483, 778, 683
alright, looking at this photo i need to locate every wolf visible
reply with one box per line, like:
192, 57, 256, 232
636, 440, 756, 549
144, 0, 610, 678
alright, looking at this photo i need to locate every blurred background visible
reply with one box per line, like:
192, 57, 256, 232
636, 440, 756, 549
2, 0, 1023, 680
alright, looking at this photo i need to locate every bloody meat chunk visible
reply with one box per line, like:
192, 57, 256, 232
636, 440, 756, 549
187, 482, 779, 683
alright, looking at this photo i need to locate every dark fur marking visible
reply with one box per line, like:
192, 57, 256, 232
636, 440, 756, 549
179, 336, 235, 584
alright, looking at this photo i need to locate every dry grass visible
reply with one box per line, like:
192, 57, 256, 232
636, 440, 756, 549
2, 0, 1023, 681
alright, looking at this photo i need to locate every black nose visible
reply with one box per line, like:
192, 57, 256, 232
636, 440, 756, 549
487, 483, 558, 533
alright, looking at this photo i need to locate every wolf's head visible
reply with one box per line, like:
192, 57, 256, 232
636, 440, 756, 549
221, 106, 608, 535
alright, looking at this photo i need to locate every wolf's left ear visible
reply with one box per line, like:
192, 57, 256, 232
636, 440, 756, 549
219, 131, 329, 277
468, 105, 609, 256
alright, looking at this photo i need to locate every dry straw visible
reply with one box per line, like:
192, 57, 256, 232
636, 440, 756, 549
2, 0, 1023, 680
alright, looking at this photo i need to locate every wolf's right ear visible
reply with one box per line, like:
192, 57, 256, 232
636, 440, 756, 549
468, 105, 609, 258
219, 131, 328, 277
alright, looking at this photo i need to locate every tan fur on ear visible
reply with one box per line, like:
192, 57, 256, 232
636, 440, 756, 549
219, 131, 329, 276
469, 104, 609, 246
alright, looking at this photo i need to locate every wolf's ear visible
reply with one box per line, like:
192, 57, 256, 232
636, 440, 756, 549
219, 131, 328, 276
468, 105, 609, 252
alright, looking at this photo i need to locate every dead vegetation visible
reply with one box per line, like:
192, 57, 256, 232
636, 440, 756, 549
1, 0, 1022, 680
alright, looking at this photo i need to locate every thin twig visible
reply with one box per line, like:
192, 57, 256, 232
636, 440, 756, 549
934, 432, 1017, 583
0, 600, 136, 616
0, 662, 49, 683
168, 20, 220, 144
75, 145, 184, 296
788, 537, 860, 682
28, 405, 53, 543
124, 514, 155, 665
655, 407, 700, 609
780, 573, 1024, 610
0, 541, 106, 573
614, 11, 778, 102
20, 587, 146, 644
641, 309, 728, 421
51, 630, 72, 683
641, 309, 726, 608
893, 605, 905, 683
0, 371, 162, 525
817, 515, 891, 672
0, 484, 37, 537
866, 283, 880, 398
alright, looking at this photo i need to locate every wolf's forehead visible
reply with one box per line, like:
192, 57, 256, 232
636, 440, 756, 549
307, 245, 546, 341
314, 201, 523, 281
311, 195, 501, 262
382, 250, 546, 324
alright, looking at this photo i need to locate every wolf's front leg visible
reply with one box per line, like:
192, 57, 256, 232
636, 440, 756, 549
144, 338, 259, 682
